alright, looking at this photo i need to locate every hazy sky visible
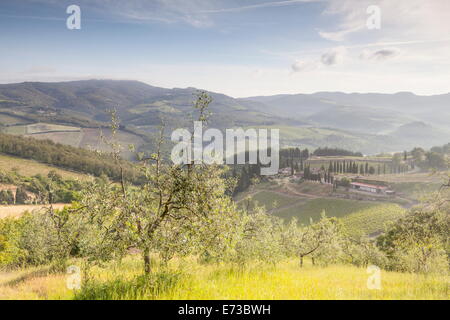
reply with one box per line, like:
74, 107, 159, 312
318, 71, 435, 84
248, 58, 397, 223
1, 0, 450, 97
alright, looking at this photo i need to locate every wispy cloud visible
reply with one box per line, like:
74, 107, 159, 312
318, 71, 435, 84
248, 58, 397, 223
321, 47, 346, 65
318, 0, 450, 42
25, 0, 324, 27
291, 60, 318, 72
318, 26, 363, 42
360, 48, 400, 61
199, 0, 322, 14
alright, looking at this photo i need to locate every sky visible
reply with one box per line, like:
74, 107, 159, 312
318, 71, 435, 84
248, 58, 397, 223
1, 0, 450, 97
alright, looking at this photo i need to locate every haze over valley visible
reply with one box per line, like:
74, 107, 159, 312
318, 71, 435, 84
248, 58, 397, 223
0, 80, 448, 156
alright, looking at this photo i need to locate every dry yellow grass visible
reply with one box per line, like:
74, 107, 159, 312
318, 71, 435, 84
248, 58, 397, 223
0, 268, 71, 300
0, 257, 448, 300
0, 153, 91, 181
0, 204, 68, 219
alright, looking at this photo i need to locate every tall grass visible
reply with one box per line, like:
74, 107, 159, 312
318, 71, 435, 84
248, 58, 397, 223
75, 272, 183, 300
1, 256, 448, 300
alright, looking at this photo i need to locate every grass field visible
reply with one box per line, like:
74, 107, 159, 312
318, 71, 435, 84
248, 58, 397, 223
26, 123, 80, 134
391, 182, 442, 200
0, 153, 91, 181
28, 131, 85, 147
0, 256, 447, 300
1, 123, 146, 160
0, 204, 68, 219
3, 123, 80, 135
237, 191, 299, 211
365, 172, 444, 183
129, 102, 180, 114
275, 198, 380, 225
290, 181, 333, 196
0, 113, 29, 126
80, 128, 145, 160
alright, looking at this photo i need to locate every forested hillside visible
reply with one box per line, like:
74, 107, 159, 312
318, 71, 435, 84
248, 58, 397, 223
0, 133, 140, 183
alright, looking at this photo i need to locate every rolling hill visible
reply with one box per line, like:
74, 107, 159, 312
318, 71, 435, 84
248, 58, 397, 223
0, 80, 448, 155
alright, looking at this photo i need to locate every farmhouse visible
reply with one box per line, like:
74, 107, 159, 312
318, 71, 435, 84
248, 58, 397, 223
350, 182, 388, 194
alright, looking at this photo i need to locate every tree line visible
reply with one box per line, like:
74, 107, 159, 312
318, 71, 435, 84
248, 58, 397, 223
0, 133, 142, 184
313, 147, 363, 157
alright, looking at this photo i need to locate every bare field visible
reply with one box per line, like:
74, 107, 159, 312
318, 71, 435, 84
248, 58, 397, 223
25, 123, 80, 134
28, 131, 84, 147
80, 128, 145, 159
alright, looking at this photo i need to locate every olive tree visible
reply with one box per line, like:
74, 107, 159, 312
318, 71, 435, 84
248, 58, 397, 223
340, 235, 387, 268
282, 214, 343, 267
232, 207, 284, 266
377, 172, 449, 274
77, 93, 241, 275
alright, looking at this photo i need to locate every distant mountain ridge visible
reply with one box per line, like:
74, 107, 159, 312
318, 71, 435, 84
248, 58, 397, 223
0, 80, 448, 154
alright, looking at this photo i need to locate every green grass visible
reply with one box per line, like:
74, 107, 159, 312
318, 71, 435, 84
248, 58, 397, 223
238, 191, 299, 211
2, 125, 27, 135
275, 198, 379, 225
392, 182, 442, 200
1, 257, 447, 300
129, 101, 180, 114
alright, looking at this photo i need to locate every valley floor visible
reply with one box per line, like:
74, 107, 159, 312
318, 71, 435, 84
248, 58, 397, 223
0, 257, 448, 300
